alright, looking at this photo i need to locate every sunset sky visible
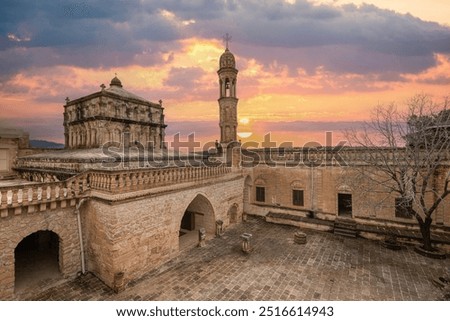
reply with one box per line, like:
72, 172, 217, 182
1, 0, 450, 147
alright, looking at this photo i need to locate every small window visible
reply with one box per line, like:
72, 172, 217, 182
256, 186, 265, 202
395, 197, 413, 218
292, 189, 304, 206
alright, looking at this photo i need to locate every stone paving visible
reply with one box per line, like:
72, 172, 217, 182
18, 216, 449, 301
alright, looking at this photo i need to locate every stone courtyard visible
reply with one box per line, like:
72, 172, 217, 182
17, 216, 449, 301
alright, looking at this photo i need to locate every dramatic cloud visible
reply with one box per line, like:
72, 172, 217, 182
2, 0, 450, 78
1, 1, 450, 144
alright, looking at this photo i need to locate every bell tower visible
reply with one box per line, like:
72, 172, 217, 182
218, 34, 238, 144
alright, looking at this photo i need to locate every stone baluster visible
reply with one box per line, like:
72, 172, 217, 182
125, 174, 131, 190
82, 176, 88, 192
177, 168, 182, 181
162, 170, 167, 184
95, 175, 101, 189
46, 186, 52, 200
74, 179, 80, 196
95, 174, 100, 189
27, 188, 33, 202
7, 190, 13, 206
98, 175, 103, 189
17, 189, 23, 204
148, 171, 154, 185
118, 174, 124, 191
87, 175, 93, 189
112, 175, 119, 191
153, 170, 158, 184
132, 173, 137, 188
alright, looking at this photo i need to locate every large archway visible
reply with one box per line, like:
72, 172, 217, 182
14, 230, 62, 293
179, 194, 215, 251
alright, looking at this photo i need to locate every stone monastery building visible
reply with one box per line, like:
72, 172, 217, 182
0, 46, 449, 300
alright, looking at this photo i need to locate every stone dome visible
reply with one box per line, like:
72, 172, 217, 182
219, 48, 236, 69
110, 76, 123, 88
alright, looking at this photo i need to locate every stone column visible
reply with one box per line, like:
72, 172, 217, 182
240, 233, 253, 253
215, 220, 224, 237
198, 228, 206, 247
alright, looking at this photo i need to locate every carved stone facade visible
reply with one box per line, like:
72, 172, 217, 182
64, 76, 166, 150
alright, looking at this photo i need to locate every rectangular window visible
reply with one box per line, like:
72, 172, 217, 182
292, 189, 304, 206
0, 149, 9, 172
395, 197, 413, 218
256, 186, 265, 203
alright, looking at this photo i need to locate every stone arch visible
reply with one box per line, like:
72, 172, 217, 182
290, 180, 304, 189
254, 176, 266, 186
227, 203, 239, 224
179, 193, 215, 251
14, 230, 62, 294
337, 184, 352, 193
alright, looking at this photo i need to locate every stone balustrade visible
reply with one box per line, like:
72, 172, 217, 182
242, 147, 450, 166
0, 165, 232, 217
87, 165, 232, 193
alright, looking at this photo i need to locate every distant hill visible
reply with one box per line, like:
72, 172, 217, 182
30, 140, 64, 149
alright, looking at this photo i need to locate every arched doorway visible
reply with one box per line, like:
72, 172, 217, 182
14, 230, 62, 293
228, 203, 239, 224
179, 194, 215, 251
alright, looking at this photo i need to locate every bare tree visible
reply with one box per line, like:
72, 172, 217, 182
345, 94, 450, 252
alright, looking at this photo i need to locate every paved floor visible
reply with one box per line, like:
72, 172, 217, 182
18, 217, 449, 301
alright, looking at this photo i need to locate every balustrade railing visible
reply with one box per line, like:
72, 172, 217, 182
0, 165, 232, 211
242, 147, 450, 166
87, 165, 231, 193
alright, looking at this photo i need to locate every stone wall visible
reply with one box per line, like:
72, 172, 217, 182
0, 206, 80, 300
82, 174, 244, 289
245, 164, 450, 228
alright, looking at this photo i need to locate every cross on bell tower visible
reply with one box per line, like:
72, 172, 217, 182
223, 33, 232, 49
218, 34, 238, 144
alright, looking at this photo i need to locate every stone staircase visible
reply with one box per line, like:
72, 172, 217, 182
333, 216, 358, 238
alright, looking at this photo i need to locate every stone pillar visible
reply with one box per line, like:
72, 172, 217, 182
198, 228, 206, 247
294, 231, 307, 244
240, 233, 253, 253
215, 220, 224, 237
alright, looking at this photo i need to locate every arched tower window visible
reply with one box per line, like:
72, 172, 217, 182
225, 78, 231, 97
